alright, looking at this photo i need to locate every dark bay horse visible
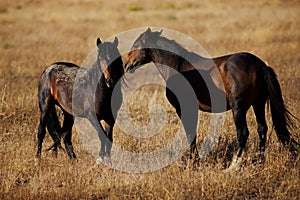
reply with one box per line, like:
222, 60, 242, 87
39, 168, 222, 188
36, 37, 124, 162
124, 28, 298, 168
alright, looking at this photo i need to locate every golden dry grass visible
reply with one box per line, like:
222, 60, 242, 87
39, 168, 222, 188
0, 0, 299, 199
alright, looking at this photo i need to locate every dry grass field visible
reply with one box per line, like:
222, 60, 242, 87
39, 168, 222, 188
0, 0, 299, 199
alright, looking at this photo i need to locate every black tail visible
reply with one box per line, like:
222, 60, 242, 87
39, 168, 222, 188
46, 107, 63, 151
263, 66, 293, 145
39, 67, 63, 150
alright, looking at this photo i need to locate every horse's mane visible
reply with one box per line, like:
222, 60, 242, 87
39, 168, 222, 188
154, 34, 189, 57
151, 31, 208, 71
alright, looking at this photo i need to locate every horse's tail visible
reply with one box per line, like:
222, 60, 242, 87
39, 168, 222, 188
46, 107, 63, 151
263, 66, 298, 147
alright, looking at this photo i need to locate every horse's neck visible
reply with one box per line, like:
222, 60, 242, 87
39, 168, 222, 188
180, 52, 214, 72
150, 49, 176, 80
84, 62, 103, 85
151, 49, 214, 80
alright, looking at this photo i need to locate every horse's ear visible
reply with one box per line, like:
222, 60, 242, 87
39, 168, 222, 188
158, 29, 163, 35
113, 37, 118, 47
97, 38, 102, 47
146, 27, 151, 35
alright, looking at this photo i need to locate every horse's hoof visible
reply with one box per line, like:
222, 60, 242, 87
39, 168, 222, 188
252, 153, 265, 166
224, 156, 242, 173
103, 157, 112, 166
96, 157, 103, 165
34, 157, 41, 166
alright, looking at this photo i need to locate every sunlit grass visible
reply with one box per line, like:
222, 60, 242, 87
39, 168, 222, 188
129, 5, 143, 12
0, 0, 299, 199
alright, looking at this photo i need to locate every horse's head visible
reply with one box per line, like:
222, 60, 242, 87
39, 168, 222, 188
124, 28, 162, 73
97, 37, 124, 88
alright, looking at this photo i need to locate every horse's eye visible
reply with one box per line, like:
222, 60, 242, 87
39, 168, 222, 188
133, 43, 140, 49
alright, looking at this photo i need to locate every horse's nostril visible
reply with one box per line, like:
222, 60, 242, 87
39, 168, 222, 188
105, 78, 115, 88
105, 79, 111, 88
125, 63, 133, 72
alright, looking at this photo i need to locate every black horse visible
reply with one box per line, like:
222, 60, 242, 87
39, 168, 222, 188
124, 28, 298, 168
36, 37, 124, 162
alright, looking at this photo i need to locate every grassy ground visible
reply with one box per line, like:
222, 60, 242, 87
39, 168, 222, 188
0, 0, 299, 199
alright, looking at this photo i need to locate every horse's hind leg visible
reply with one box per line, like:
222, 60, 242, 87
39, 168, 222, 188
61, 111, 76, 159
36, 92, 53, 158
253, 101, 268, 164
229, 107, 250, 169
46, 108, 63, 157
36, 111, 47, 158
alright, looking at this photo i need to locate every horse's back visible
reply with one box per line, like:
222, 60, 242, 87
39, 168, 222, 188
39, 62, 80, 95
39, 62, 81, 114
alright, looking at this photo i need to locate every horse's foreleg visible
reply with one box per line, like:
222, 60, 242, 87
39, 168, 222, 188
101, 121, 113, 158
87, 112, 108, 163
181, 111, 199, 161
166, 86, 199, 163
